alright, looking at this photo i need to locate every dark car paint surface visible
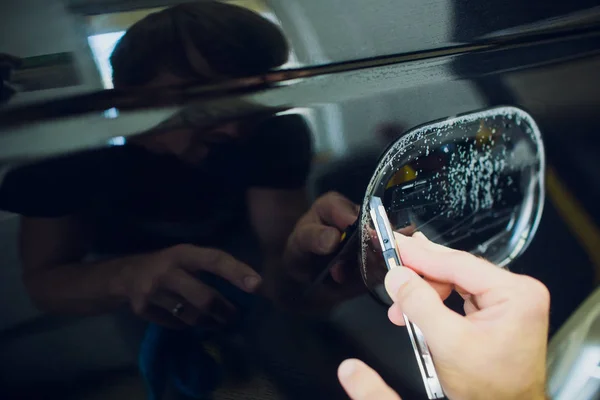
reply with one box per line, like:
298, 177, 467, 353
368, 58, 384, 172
0, 1, 599, 399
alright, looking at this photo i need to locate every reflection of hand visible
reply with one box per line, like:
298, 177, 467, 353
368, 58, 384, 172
283, 191, 359, 284
112, 244, 261, 329
338, 233, 549, 400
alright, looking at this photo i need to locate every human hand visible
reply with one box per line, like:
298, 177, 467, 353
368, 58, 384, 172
283, 191, 359, 284
111, 244, 261, 329
338, 232, 550, 400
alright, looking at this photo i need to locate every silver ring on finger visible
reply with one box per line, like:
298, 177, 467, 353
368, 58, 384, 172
171, 302, 185, 317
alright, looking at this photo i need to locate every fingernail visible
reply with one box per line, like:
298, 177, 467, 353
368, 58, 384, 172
338, 359, 357, 378
243, 275, 262, 291
319, 229, 339, 253
385, 268, 412, 297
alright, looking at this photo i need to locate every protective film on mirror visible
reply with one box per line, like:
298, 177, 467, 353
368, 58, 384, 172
360, 106, 545, 304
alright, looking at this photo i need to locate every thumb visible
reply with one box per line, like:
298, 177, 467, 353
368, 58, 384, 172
385, 267, 465, 338
338, 359, 401, 400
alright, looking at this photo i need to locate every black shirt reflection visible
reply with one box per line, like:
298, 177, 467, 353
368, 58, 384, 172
0, 3, 350, 399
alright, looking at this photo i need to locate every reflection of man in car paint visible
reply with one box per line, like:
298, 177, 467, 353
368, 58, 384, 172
0, 2, 364, 397
1, 0, 309, 328
0, 0, 355, 349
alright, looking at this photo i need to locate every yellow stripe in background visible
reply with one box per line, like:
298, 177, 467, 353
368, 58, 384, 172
546, 167, 600, 284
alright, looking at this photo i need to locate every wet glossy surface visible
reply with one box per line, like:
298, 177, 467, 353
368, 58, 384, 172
1, 1, 600, 399
360, 107, 545, 305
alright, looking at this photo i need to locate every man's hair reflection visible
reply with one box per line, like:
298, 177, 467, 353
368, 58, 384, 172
110, 2, 289, 88
108, 2, 294, 166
